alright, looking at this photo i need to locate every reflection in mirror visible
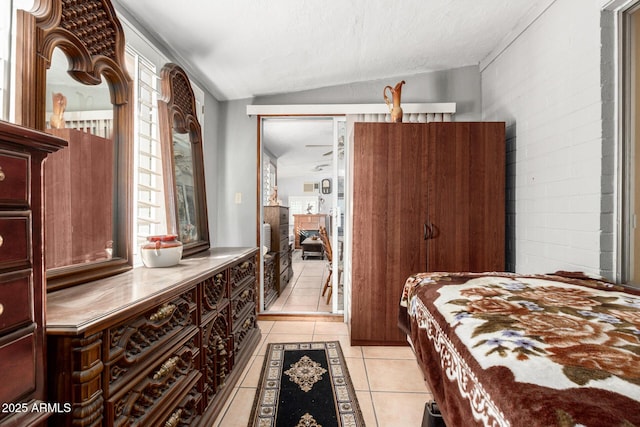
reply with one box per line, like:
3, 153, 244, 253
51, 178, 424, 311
172, 131, 199, 243
159, 63, 209, 257
15, 0, 133, 290
44, 48, 115, 269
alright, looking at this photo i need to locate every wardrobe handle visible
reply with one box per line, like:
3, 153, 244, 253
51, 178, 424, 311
424, 223, 434, 240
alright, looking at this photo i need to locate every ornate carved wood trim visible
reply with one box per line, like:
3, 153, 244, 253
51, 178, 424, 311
15, 0, 134, 290
16, 0, 131, 128
159, 63, 210, 257
159, 64, 201, 144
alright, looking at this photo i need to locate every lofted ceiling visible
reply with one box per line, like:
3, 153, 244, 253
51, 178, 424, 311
113, 0, 548, 179
114, 0, 548, 102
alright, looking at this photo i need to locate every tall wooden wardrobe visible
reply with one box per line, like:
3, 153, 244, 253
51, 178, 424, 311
350, 122, 505, 346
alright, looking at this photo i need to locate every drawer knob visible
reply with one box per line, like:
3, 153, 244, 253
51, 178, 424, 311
149, 303, 176, 322
153, 356, 179, 380
217, 337, 227, 356
0, 234, 3, 248
243, 318, 252, 329
240, 261, 250, 270
241, 289, 250, 299
0, 303, 3, 316
164, 409, 182, 427
0, 167, 4, 181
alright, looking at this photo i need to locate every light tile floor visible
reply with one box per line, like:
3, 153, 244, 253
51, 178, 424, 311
211, 320, 433, 427
266, 250, 342, 313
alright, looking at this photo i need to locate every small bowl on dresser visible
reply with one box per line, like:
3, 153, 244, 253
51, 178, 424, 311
141, 235, 183, 268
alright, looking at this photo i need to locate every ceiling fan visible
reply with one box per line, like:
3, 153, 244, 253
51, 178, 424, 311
312, 163, 331, 172
305, 135, 345, 158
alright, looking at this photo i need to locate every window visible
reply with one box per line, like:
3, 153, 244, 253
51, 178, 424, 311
120, 18, 206, 264
6, 4, 205, 278
263, 154, 277, 205
126, 48, 167, 264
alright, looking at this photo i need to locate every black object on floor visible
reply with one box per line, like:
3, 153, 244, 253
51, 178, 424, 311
422, 400, 446, 427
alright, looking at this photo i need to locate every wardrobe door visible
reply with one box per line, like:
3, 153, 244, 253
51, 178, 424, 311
427, 122, 505, 272
351, 123, 427, 345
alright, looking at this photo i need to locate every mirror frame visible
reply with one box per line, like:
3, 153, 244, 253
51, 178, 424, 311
15, 0, 134, 290
158, 63, 210, 256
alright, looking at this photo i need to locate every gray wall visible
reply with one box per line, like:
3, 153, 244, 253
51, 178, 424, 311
202, 91, 221, 246
215, 66, 482, 246
254, 65, 481, 120
214, 98, 259, 247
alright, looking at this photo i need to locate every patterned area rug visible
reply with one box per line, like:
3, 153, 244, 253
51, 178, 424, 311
248, 341, 365, 427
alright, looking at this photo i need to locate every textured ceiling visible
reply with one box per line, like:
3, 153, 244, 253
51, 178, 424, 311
114, 0, 547, 101
111, 0, 548, 179
263, 118, 336, 179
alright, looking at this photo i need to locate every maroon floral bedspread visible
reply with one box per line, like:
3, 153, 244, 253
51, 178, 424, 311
399, 272, 640, 427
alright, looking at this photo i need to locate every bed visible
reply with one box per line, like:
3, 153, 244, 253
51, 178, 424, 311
398, 271, 640, 427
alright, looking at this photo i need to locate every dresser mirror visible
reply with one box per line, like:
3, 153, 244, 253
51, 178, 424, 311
15, 0, 133, 290
44, 48, 116, 271
159, 63, 210, 256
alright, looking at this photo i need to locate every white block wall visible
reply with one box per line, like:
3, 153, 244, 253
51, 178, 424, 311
481, 0, 612, 277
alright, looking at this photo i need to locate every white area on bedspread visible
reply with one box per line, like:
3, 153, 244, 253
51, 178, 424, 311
431, 277, 640, 399
412, 297, 510, 427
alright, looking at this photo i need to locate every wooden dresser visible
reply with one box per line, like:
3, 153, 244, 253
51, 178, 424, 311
264, 206, 291, 297
293, 214, 330, 249
46, 247, 260, 426
0, 122, 66, 426
263, 252, 278, 308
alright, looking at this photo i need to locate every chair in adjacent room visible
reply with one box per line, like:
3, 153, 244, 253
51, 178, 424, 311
319, 226, 342, 304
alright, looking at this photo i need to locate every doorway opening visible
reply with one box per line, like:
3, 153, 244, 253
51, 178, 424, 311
620, 2, 640, 285
259, 116, 346, 316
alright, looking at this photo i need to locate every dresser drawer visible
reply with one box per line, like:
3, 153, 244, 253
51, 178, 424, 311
0, 151, 29, 207
230, 257, 256, 297
0, 214, 30, 270
0, 271, 33, 334
106, 330, 201, 426
280, 268, 291, 289
279, 249, 290, 273
160, 381, 202, 427
279, 234, 289, 252
232, 311, 257, 357
232, 286, 255, 324
277, 207, 288, 224
278, 224, 288, 240
104, 289, 197, 395
0, 328, 36, 406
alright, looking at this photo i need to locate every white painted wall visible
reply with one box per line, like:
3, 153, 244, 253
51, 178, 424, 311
481, 0, 612, 277
277, 174, 335, 216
